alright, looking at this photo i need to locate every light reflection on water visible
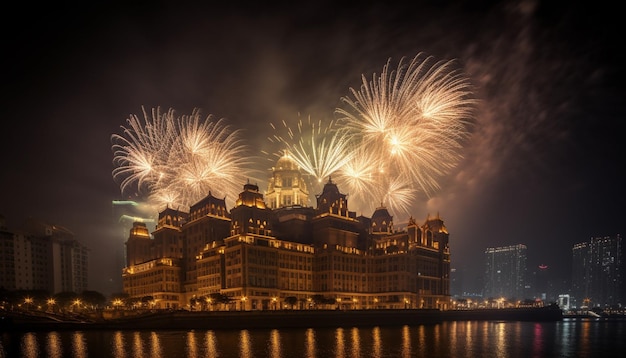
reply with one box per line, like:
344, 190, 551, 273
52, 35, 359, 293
334, 327, 344, 358
112, 331, 124, 358
2, 320, 625, 358
371, 326, 381, 358
22, 333, 38, 358
305, 327, 315, 358
46, 331, 61, 358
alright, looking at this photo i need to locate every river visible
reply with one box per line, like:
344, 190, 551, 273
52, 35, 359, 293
1, 318, 624, 357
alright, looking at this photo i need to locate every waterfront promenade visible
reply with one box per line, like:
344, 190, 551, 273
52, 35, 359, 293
1, 306, 564, 331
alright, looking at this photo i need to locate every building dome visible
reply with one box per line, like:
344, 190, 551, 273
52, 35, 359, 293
371, 206, 393, 234
371, 206, 392, 222
266, 151, 310, 209
275, 153, 299, 171
315, 177, 351, 216
319, 177, 340, 198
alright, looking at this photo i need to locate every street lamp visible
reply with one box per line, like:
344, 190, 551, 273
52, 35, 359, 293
47, 298, 56, 312
24, 297, 33, 311
240, 296, 247, 311
272, 297, 277, 310
73, 299, 82, 311
113, 299, 123, 310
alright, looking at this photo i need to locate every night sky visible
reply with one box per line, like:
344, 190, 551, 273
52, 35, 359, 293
1, 0, 624, 296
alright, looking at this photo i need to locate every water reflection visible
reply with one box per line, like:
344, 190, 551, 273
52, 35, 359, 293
371, 326, 382, 358
72, 331, 87, 358
495, 322, 506, 357
205, 330, 219, 357
149, 331, 162, 358
186, 331, 197, 358
334, 327, 344, 358
532, 322, 543, 357
401, 325, 411, 358
2, 320, 625, 357
305, 328, 315, 358
270, 329, 281, 358
239, 329, 252, 357
112, 331, 125, 358
349, 327, 360, 358
433, 322, 442, 355
46, 331, 62, 358
416, 324, 426, 356
21, 332, 39, 358
132, 332, 143, 358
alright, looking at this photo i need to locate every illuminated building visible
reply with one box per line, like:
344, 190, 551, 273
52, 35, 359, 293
122, 208, 186, 308
265, 152, 315, 244
125, 222, 152, 266
312, 178, 360, 249
0, 215, 89, 294
122, 157, 451, 310
265, 151, 310, 209
0, 217, 30, 291
571, 234, 622, 308
483, 244, 527, 300
571, 241, 590, 308
183, 193, 230, 297
112, 200, 155, 293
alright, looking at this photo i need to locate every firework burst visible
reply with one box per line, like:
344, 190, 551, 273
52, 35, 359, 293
334, 52, 476, 217
111, 107, 251, 213
267, 116, 354, 192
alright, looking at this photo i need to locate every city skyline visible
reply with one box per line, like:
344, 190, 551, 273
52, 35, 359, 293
1, 1, 623, 295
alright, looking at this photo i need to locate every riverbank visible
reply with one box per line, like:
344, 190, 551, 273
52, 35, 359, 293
1, 306, 564, 332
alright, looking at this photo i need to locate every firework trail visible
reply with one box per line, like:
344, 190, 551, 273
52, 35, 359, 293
111, 106, 251, 213
334, 52, 476, 217
267, 115, 354, 193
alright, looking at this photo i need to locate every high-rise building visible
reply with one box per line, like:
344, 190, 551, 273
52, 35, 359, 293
122, 157, 452, 310
111, 200, 156, 293
571, 241, 590, 308
571, 234, 622, 308
483, 244, 527, 300
0, 215, 89, 294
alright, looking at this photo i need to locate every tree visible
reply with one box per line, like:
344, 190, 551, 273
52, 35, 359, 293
141, 295, 154, 308
312, 294, 325, 306
54, 291, 79, 309
81, 290, 106, 309
208, 293, 233, 310
284, 296, 298, 309
110, 292, 130, 308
